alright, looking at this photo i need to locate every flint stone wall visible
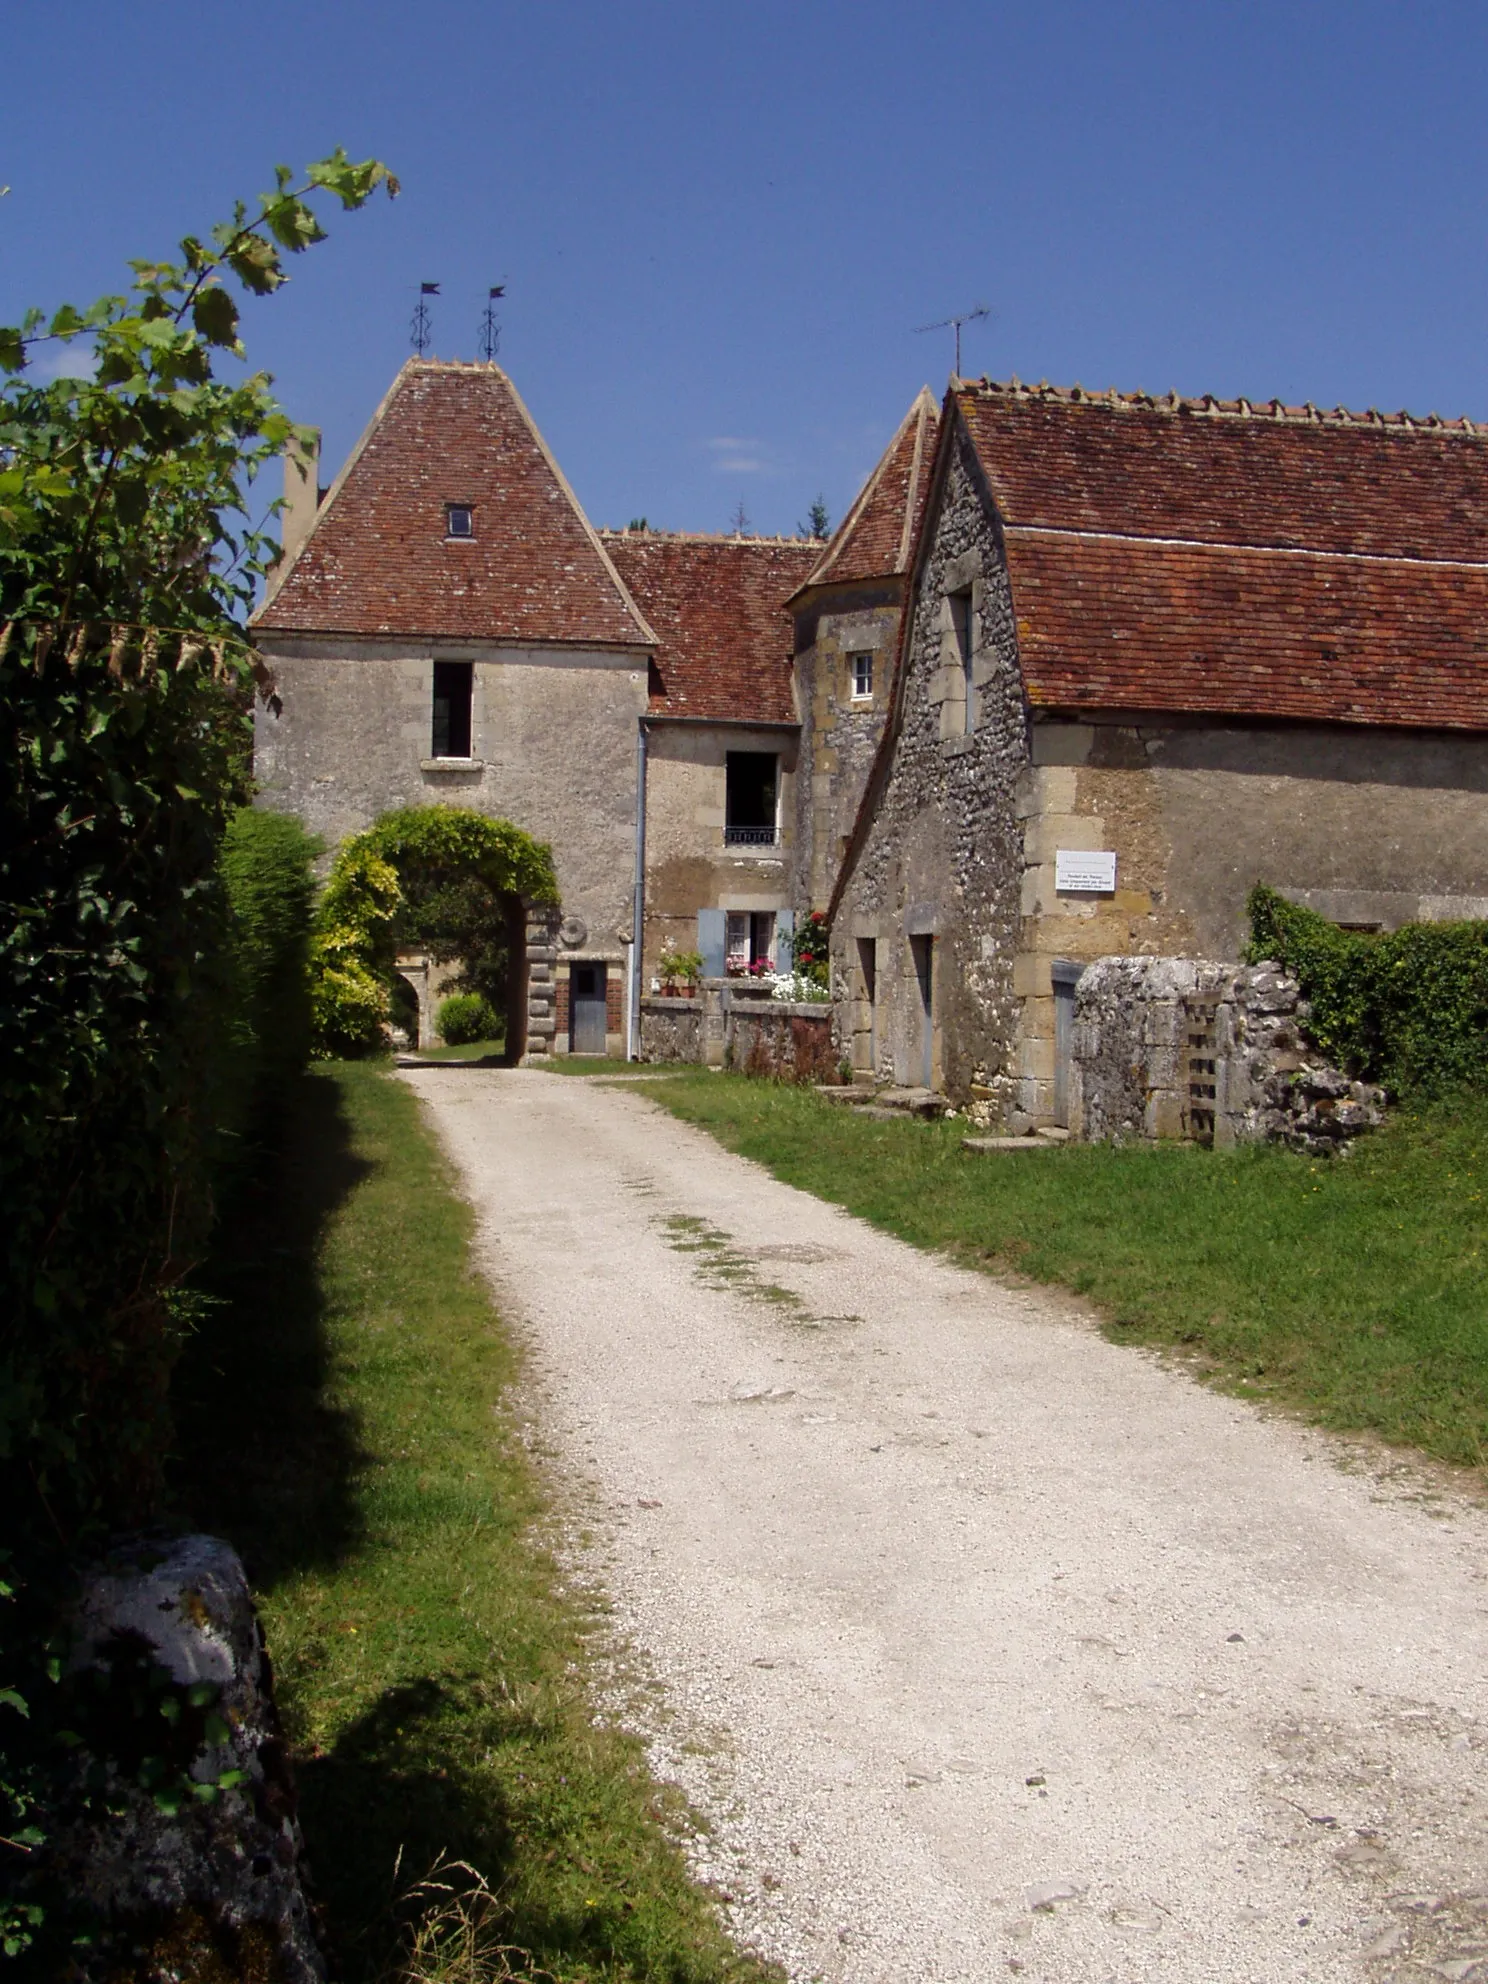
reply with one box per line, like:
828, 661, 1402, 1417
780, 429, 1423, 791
1070, 956, 1386, 1153
56, 1534, 323, 1983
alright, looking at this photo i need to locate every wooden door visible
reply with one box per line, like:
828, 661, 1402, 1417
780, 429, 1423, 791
571, 963, 607, 1055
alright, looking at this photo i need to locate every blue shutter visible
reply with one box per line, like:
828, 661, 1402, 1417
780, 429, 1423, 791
774, 908, 795, 970
697, 908, 726, 980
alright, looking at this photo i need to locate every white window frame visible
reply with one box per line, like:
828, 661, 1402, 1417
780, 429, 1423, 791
850, 651, 873, 701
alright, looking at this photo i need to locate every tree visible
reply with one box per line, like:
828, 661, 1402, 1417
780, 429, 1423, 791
799, 494, 830, 539
729, 498, 752, 535
0, 150, 398, 1553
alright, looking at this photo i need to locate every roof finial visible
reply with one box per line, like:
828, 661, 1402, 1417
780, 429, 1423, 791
411, 282, 438, 358
478, 285, 505, 362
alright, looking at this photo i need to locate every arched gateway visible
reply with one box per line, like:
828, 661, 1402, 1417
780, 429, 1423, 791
325, 805, 562, 1063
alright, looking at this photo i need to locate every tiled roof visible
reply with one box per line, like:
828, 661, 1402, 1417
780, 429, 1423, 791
958, 377, 1488, 561
1007, 530, 1488, 730
254, 361, 654, 648
603, 532, 818, 724
796, 388, 940, 593
957, 378, 1488, 732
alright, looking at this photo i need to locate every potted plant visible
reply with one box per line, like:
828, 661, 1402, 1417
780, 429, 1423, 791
657, 944, 703, 997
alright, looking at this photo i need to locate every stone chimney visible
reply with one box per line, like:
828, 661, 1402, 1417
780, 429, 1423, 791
279, 428, 321, 562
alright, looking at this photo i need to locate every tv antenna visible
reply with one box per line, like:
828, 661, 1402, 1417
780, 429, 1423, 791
913, 301, 991, 377
478, 285, 505, 362
411, 282, 439, 357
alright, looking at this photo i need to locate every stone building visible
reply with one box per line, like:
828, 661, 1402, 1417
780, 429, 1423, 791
604, 530, 817, 984
829, 378, 1488, 1121
787, 389, 938, 909
250, 358, 928, 1051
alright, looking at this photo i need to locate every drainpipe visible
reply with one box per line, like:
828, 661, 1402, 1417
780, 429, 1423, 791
628, 717, 648, 1060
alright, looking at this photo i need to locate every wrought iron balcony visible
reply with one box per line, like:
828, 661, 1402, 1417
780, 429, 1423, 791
724, 824, 778, 847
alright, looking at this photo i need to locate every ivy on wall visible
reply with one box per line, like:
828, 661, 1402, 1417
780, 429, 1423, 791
1248, 884, 1488, 1097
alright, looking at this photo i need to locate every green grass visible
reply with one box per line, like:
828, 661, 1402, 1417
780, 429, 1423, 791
647, 1076, 1488, 1473
172, 1066, 772, 1984
540, 1059, 693, 1078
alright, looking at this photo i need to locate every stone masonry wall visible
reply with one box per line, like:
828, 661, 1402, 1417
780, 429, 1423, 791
792, 590, 900, 912
831, 428, 1029, 1105
1070, 955, 1385, 1153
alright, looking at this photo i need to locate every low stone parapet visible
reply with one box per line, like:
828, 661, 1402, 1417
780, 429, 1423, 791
637, 981, 834, 1080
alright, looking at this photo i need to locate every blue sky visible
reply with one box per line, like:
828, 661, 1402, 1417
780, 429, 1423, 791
6, 1, 1488, 540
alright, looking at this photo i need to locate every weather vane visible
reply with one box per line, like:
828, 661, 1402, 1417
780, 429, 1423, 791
913, 302, 992, 377
411, 282, 439, 357
479, 285, 506, 362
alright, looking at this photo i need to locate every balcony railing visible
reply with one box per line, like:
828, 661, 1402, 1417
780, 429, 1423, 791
724, 824, 778, 847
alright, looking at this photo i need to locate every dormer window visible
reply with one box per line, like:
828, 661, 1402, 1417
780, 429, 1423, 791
445, 503, 474, 539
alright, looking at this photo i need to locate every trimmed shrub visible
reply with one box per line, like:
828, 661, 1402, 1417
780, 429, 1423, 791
219, 808, 318, 1125
438, 992, 499, 1045
1248, 884, 1488, 1096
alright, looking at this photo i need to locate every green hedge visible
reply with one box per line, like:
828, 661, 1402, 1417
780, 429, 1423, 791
219, 808, 319, 1129
1248, 885, 1488, 1096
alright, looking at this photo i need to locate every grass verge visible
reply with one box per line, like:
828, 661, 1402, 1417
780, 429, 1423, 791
646, 1076, 1488, 1473
172, 1064, 770, 1984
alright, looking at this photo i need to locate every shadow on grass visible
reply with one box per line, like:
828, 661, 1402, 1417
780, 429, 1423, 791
170, 1070, 373, 1584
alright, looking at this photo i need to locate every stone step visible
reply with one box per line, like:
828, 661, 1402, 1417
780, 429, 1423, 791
871, 1087, 947, 1120
815, 1083, 882, 1105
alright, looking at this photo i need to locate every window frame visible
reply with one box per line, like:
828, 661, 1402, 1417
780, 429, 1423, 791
431, 659, 474, 760
445, 502, 475, 540
723, 749, 780, 847
949, 588, 975, 733
849, 651, 874, 701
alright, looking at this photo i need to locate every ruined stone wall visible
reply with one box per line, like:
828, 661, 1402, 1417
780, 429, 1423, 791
1069, 955, 1385, 1153
831, 431, 1028, 1105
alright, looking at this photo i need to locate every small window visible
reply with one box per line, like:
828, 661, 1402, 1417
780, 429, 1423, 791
724, 751, 778, 846
850, 652, 873, 700
445, 503, 474, 539
725, 910, 776, 974
431, 660, 473, 759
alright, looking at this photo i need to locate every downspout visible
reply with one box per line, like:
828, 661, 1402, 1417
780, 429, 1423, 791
628, 716, 648, 1060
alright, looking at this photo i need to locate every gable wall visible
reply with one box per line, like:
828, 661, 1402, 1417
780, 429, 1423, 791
255, 634, 647, 957
791, 583, 900, 911
832, 428, 1029, 1101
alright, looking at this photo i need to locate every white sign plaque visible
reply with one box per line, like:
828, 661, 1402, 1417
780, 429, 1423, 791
1055, 849, 1117, 893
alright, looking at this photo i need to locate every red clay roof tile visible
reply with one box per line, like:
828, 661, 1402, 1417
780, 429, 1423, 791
1006, 530, 1488, 731
798, 388, 940, 593
957, 380, 1488, 731
603, 532, 818, 724
255, 361, 653, 648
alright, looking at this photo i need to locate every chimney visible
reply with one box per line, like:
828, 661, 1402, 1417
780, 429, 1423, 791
280, 428, 322, 562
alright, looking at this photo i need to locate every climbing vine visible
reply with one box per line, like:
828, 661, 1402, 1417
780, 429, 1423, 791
1247, 884, 1488, 1096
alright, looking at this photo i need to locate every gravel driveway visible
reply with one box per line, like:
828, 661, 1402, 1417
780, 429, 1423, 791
405, 1065, 1488, 1984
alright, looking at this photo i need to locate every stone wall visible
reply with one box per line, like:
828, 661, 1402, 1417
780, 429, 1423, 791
638, 994, 703, 1063
637, 983, 832, 1079
1069, 955, 1385, 1153
642, 722, 798, 985
831, 429, 1029, 1106
254, 635, 646, 956
791, 588, 900, 912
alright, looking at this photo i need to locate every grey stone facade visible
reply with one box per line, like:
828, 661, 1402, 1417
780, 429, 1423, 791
832, 432, 1028, 1104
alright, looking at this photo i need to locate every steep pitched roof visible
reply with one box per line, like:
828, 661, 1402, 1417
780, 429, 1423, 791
958, 379, 1488, 732
958, 379, 1488, 560
603, 532, 818, 723
254, 361, 654, 648
795, 388, 939, 594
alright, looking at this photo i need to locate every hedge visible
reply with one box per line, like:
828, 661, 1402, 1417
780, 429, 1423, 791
1248, 884, 1488, 1096
437, 991, 500, 1045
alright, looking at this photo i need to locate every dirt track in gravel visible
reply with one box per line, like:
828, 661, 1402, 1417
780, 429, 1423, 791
406, 1065, 1488, 1984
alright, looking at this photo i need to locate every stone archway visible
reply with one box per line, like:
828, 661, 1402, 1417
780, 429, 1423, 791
321, 806, 561, 1063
